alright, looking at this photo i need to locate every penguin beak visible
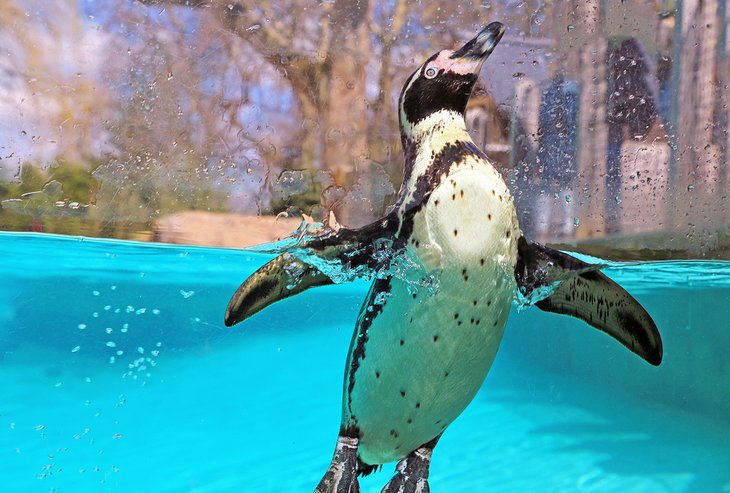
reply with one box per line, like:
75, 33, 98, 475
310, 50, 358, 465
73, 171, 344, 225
450, 22, 506, 63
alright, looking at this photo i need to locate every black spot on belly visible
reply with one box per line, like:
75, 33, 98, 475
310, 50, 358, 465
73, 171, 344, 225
480, 258, 485, 266
452, 193, 456, 200
407, 417, 413, 424
433, 335, 439, 342
375, 371, 380, 379
416, 402, 421, 409
444, 371, 449, 378
487, 214, 492, 221
400, 390, 406, 397
400, 339, 405, 346
472, 300, 477, 306
453, 229, 458, 237
390, 429, 399, 438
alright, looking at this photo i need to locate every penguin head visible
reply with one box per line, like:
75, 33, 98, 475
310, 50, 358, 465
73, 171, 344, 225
399, 22, 505, 140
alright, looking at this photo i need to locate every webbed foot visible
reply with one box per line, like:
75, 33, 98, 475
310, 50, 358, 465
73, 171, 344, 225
380, 439, 437, 493
314, 435, 361, 493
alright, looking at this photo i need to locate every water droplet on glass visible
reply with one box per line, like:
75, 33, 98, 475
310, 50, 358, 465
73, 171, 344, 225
566, 24, 574, 32
573, 217, 580, 227
565, 195, 571, 203
246, 24, 261, 32
687, 184, 695, 191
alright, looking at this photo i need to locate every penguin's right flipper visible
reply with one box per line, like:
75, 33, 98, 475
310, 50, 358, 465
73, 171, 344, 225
225, 212, 399, 327
516, 237, 662, 365
224, 253, 333, 327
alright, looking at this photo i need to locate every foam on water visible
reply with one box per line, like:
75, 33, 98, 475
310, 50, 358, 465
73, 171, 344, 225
1, 233, 729, 492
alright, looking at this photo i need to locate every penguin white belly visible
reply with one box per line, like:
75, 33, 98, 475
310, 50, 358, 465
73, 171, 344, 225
347, 166, 520, 466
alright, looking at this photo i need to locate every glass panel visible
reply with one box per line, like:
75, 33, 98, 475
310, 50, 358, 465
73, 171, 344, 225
2, 1, 725, 255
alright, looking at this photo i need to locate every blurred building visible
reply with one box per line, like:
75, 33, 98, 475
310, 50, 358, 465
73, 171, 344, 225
504, 0, 728, 246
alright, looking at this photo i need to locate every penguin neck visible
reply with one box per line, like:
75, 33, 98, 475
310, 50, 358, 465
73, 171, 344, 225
399, 109, 475, 201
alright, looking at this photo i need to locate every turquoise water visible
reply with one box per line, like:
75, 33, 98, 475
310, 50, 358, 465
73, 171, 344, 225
1, 232, 729, 492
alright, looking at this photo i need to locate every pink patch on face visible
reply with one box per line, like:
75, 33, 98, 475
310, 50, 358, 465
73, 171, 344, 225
425, 50, 484, 77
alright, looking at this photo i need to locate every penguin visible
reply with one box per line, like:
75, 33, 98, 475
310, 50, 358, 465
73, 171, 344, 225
224, 21, 662, 493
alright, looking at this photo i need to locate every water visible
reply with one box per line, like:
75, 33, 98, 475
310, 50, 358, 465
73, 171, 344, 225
1, 232, 729, 492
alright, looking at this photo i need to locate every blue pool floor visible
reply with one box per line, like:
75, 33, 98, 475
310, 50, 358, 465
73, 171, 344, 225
2, 321, 728, 493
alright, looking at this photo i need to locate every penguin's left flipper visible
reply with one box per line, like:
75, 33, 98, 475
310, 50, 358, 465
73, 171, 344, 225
225, 213, 399, 327
516, 237, 663, 366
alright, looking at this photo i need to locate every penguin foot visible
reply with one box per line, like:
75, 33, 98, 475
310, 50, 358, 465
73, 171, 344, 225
314, 435, 361, 493
380, 442, 435, 493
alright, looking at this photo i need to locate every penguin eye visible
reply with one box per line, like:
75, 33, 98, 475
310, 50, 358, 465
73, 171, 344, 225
424, 66, 438, 79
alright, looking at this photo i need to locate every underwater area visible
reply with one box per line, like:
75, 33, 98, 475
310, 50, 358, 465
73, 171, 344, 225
1, 232, 729, 492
